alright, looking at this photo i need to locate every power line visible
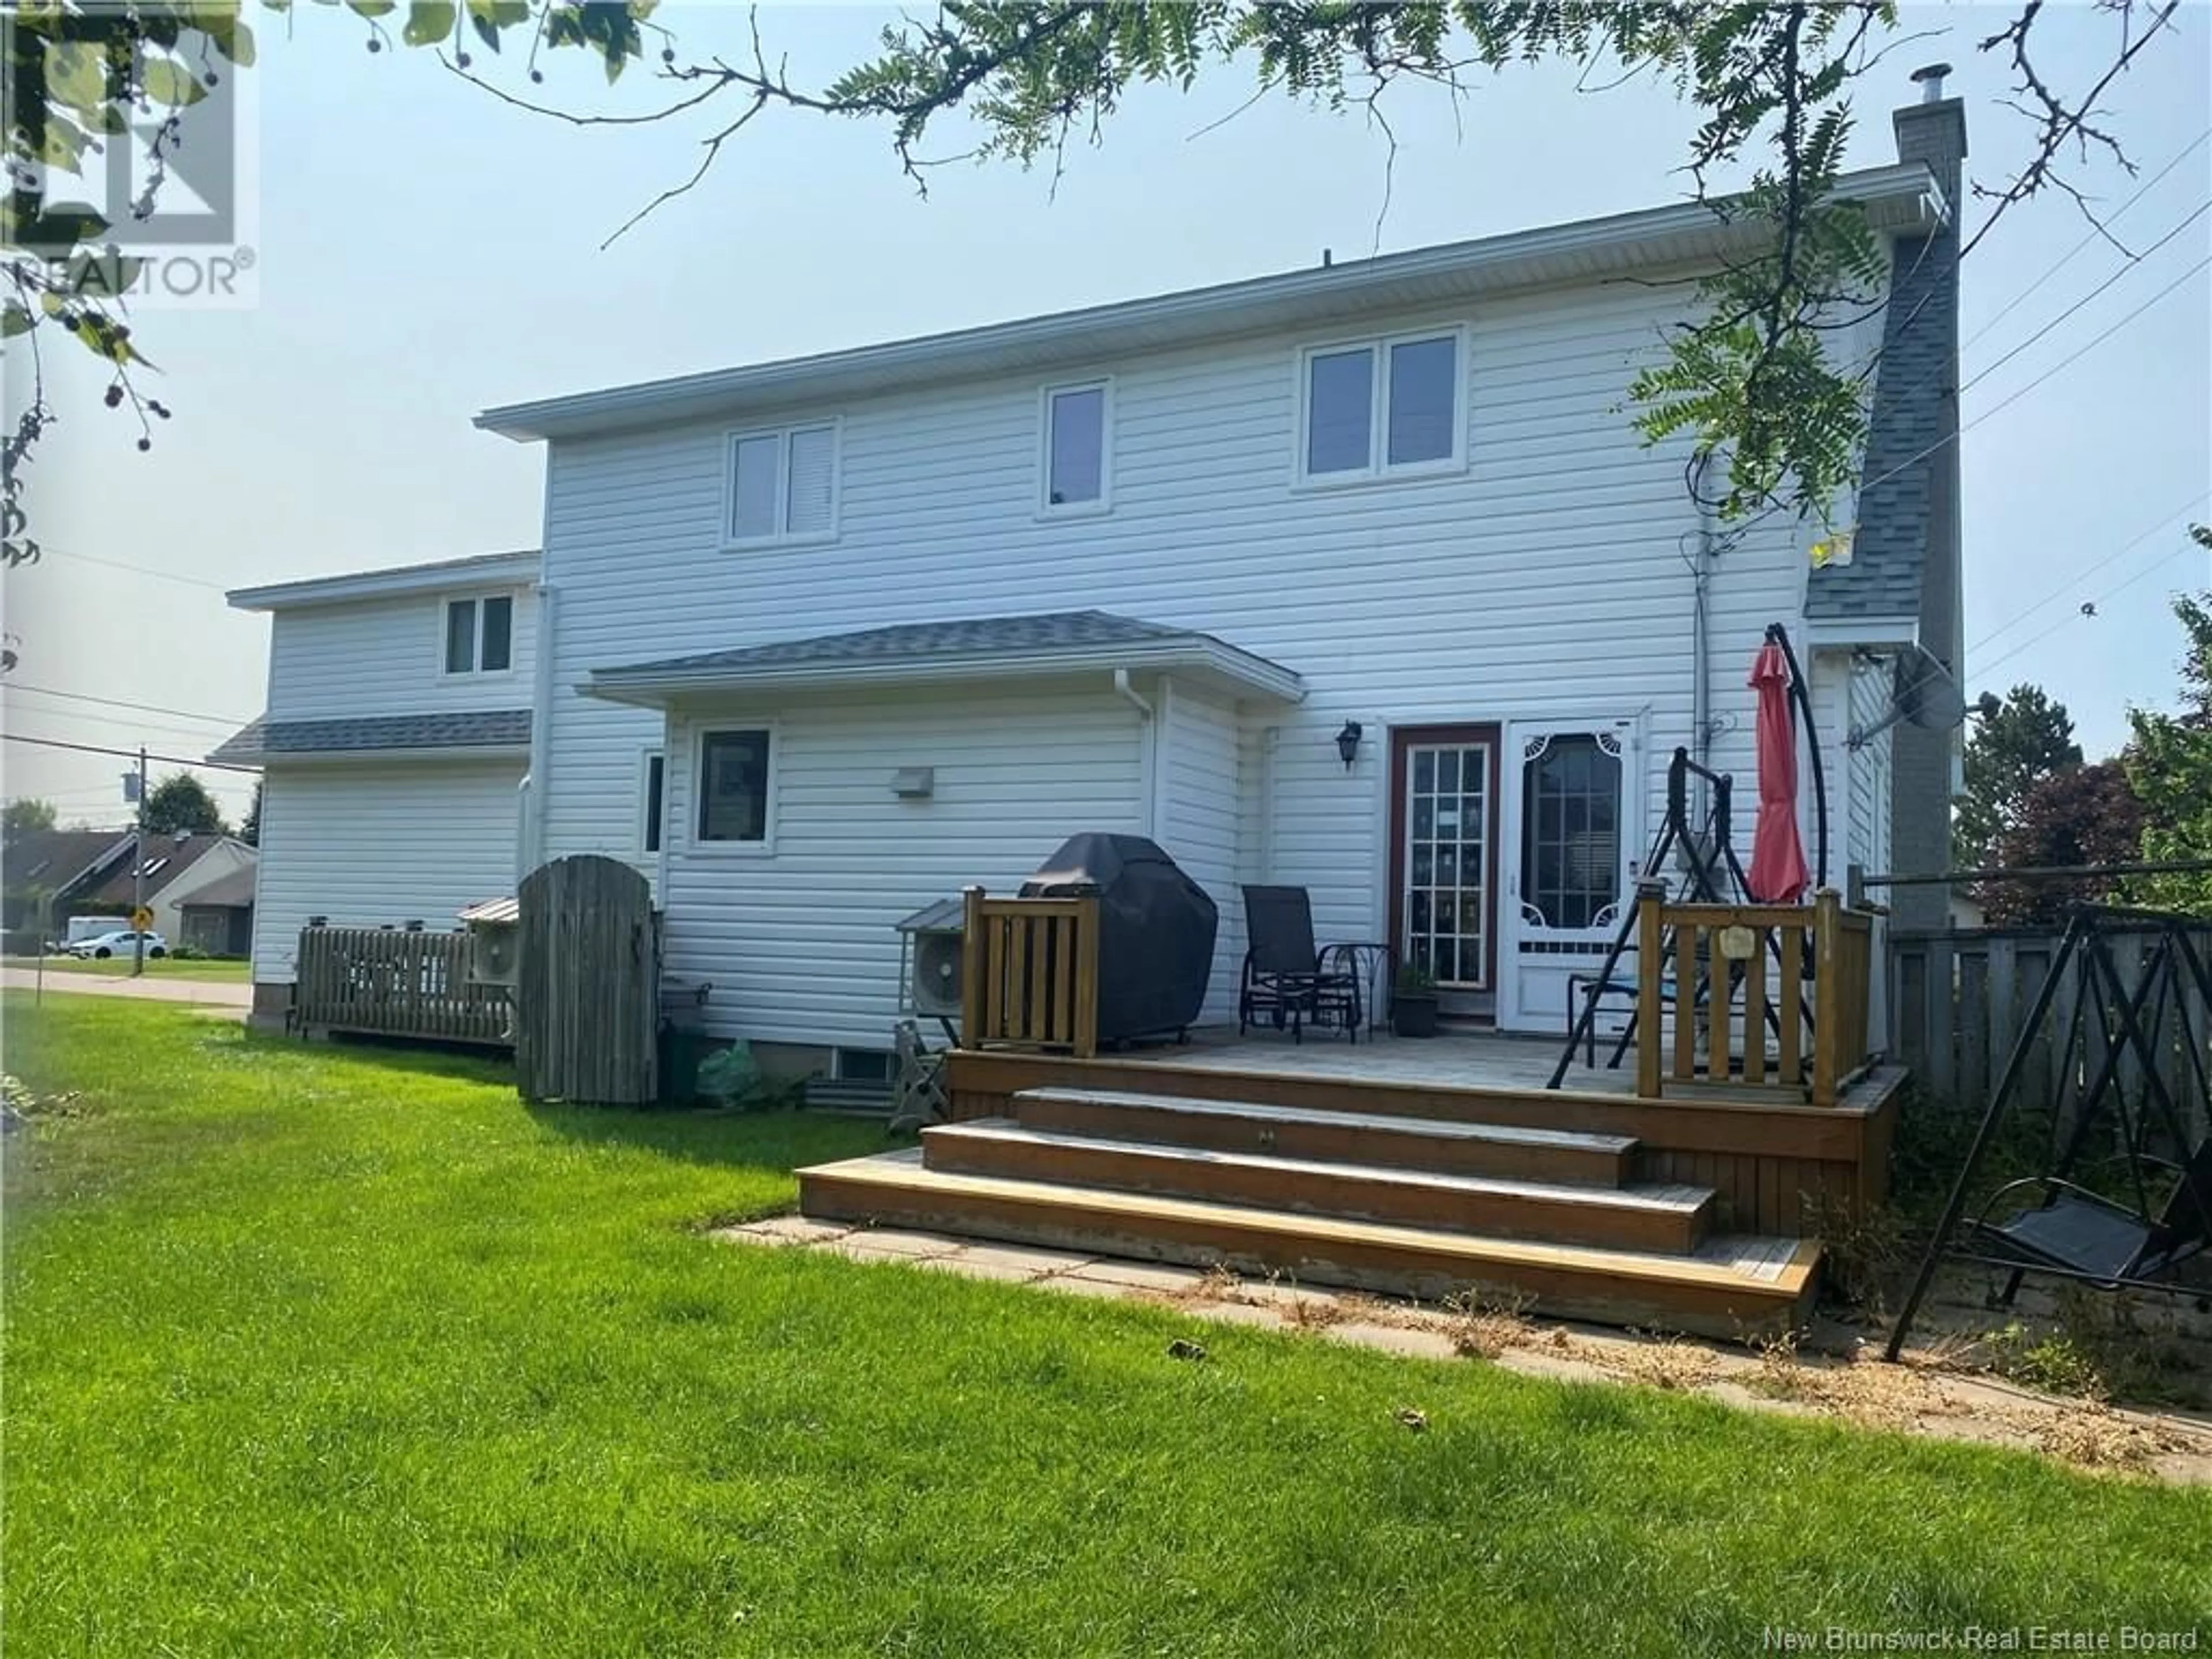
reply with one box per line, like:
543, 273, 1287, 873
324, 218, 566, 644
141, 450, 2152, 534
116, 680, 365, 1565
2, 732, 260, 774
1959, 200, 2211, 397
1971, 535, 2209, 688
1962, 127, 2212, 355
13, 546, 238, 594
1, 704, 259, 750
1967, 491, 2212, 658
0, 681, 252, 728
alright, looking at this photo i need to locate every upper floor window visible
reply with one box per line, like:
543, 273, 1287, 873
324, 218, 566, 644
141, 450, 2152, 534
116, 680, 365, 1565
696, 729, 771, 844
444, 593, 514, 675
1041, 380, 1110, 513
1299, 330, 1463, 483
727, 423, 838, 546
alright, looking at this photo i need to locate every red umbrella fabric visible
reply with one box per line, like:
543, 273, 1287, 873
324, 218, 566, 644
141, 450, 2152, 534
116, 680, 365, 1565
1746, 639, 1811, 904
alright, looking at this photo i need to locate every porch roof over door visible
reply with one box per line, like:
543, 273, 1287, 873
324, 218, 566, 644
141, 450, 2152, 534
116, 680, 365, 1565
581, 609, 1306, 707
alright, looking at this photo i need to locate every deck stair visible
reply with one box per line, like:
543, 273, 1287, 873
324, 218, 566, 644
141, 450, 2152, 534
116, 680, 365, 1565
798, 1085, 1821, 1337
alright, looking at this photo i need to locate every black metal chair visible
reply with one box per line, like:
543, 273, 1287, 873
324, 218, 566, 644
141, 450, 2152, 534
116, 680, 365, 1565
1973, 1137, 2212, 1289
1238, 885, 1362, 1043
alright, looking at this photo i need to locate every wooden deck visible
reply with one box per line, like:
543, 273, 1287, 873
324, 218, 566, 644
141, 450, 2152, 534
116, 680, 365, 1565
1124, 1024, 1644, 1095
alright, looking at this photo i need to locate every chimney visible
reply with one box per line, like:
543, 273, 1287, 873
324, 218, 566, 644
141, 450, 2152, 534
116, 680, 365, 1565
1894, 63, 1968, 207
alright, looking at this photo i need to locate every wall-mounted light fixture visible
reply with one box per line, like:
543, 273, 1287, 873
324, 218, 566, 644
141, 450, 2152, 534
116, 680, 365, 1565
1335, 721, 1363, 772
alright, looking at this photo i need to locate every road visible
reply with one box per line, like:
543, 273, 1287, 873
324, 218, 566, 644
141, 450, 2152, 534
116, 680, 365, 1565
2, 968, 252, 1015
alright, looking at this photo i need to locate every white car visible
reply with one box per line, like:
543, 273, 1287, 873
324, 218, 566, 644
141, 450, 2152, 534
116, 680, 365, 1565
66, 930, 168, 960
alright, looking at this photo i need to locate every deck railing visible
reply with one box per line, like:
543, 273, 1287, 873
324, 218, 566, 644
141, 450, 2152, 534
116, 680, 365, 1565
1635, 888, 1875, 1107
961, 886, 1100, 1057
294, 926, 511, 1047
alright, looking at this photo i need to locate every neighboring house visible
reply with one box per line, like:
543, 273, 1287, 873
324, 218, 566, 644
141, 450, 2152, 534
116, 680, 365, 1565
177, 865, 256, 957
0, 828, 256, 948
1, 828, 133, 946
210, 551, 539, 1022
231, 88, 1964, 1065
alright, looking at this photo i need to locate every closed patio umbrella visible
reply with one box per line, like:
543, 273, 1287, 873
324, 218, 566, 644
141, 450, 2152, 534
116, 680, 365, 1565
1746, 638, 1810, 904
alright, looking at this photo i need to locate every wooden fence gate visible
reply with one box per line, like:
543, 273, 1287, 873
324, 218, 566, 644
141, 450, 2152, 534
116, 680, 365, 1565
515, 854, 659, 1105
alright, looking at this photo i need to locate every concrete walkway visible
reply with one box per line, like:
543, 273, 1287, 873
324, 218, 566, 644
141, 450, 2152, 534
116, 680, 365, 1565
2, 968, 251, 1014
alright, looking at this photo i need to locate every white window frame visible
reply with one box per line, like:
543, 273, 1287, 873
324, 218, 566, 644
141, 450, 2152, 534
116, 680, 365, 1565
722, 421, 842, 549
1036, 377, 1114, 518
1293, 325, 1468, 488
638, 748, 665, 858
689, 724, 777, 855
438, 590, 519, 679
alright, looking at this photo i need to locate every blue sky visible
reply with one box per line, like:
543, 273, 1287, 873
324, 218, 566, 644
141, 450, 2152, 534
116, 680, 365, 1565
3, 2, 2207, 828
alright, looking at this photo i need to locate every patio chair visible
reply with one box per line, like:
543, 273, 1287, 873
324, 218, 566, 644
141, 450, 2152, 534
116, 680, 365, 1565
1972, 1136, 2212, 1289
1238, 885, 1363, 1043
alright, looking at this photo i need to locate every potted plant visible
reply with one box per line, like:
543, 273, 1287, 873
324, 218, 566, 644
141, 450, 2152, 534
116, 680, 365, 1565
1392, 961, 1441, 1038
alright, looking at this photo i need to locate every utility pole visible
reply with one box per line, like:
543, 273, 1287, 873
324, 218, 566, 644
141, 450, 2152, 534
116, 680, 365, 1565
132, 745, 147, 978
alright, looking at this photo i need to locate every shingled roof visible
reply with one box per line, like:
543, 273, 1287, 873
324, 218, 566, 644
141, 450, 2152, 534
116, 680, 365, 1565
208, 710, 533, 765
586, 610, 1305, 704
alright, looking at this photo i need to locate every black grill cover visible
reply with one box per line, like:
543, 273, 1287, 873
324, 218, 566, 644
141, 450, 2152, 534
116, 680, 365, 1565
1020, 833, 1217, 1044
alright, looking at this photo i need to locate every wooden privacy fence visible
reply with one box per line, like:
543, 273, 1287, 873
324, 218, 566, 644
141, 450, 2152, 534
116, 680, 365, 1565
961, 886, 1100, 1057
516, 854, 659, 1105
294, 926, 510, 1046
1636, 889, 1876, 1107
1891, 923, 2212, 1140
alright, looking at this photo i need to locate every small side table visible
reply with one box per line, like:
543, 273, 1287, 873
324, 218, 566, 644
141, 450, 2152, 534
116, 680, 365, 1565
1323, 942, 1397, 1039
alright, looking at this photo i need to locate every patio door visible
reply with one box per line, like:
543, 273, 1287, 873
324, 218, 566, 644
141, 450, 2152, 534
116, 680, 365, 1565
1500, 719, 1641, 1032
1389, 725, 1499, 998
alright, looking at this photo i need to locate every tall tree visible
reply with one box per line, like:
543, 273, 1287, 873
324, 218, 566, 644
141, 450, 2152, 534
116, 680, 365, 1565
1982, 760, 2146, 927
2123, 533, 2212, 915
0, 2, 2183, 568
1953, 684, 2082, 873
240, 780, 262, 848
2, 797, 57, 835
139, 772, 228, 838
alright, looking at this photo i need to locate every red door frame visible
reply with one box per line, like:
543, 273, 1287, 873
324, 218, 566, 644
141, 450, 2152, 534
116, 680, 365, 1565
1387, 723, 1502, 991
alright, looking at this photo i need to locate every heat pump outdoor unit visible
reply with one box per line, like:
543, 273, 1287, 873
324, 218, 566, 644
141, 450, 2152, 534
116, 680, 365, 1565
895, 896, 967, 1020
459, 896, 521, 988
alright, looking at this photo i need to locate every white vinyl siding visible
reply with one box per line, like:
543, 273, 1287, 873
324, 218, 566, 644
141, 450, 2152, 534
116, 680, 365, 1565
247, 759, 524, 983
725, 422, 838, 546
657, 685, 1143, 1049
537, 265, 1874, 1040
266, 588, 537, 719
1156, 680, 1244, 1022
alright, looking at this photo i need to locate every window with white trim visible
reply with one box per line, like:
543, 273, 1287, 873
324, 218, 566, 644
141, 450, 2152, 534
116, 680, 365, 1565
696, 729, 771, 844
641, 750, 665, 855
726, 423, 838, 544
1299, 330, 1463, 482
1041, 381, 1109, 512
443, 594, 514, 675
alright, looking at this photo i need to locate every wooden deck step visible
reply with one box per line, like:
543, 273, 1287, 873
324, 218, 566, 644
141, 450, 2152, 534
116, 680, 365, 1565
1011, 1087, 1635, 1187
926, 1120, 1710, 1253
797, 1150, 1820, 1340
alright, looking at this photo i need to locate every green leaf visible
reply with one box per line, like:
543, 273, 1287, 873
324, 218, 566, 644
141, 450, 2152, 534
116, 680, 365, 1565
1, 305, 34, 340
41, 42, 111, 119
403, 1, 456, 47
141, 58, 209, 106
346, 0, 397, 16
465, 0, 529, 49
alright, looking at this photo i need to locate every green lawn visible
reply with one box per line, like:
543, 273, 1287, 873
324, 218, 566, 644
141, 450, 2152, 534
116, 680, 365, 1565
6, 952, 252, 982
5, 997, 2207, 1658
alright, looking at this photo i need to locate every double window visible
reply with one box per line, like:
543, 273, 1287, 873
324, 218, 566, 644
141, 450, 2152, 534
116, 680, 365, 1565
696, 729, 771, 844
1040, 380, 1110, 513
443, 594, 514, 675
1299, 329, 1464, 483
727, 423, 838, 545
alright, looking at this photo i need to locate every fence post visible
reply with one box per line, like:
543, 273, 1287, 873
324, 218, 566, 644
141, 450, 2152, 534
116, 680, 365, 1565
960, 886, 986, 1047
1635, 881, 1665, 1099
1812, 888, 1843, 1107
1071, 896, 1100, 1059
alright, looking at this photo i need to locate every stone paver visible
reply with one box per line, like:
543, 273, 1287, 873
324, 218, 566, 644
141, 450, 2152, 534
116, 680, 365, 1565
1058, 1258, 1209, 1293
1322, 1320, 1462, 1362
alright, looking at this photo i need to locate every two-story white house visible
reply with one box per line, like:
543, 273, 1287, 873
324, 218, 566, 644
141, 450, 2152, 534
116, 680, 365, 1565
213, 551, 540, 1020
224, 89, 1966, 1063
